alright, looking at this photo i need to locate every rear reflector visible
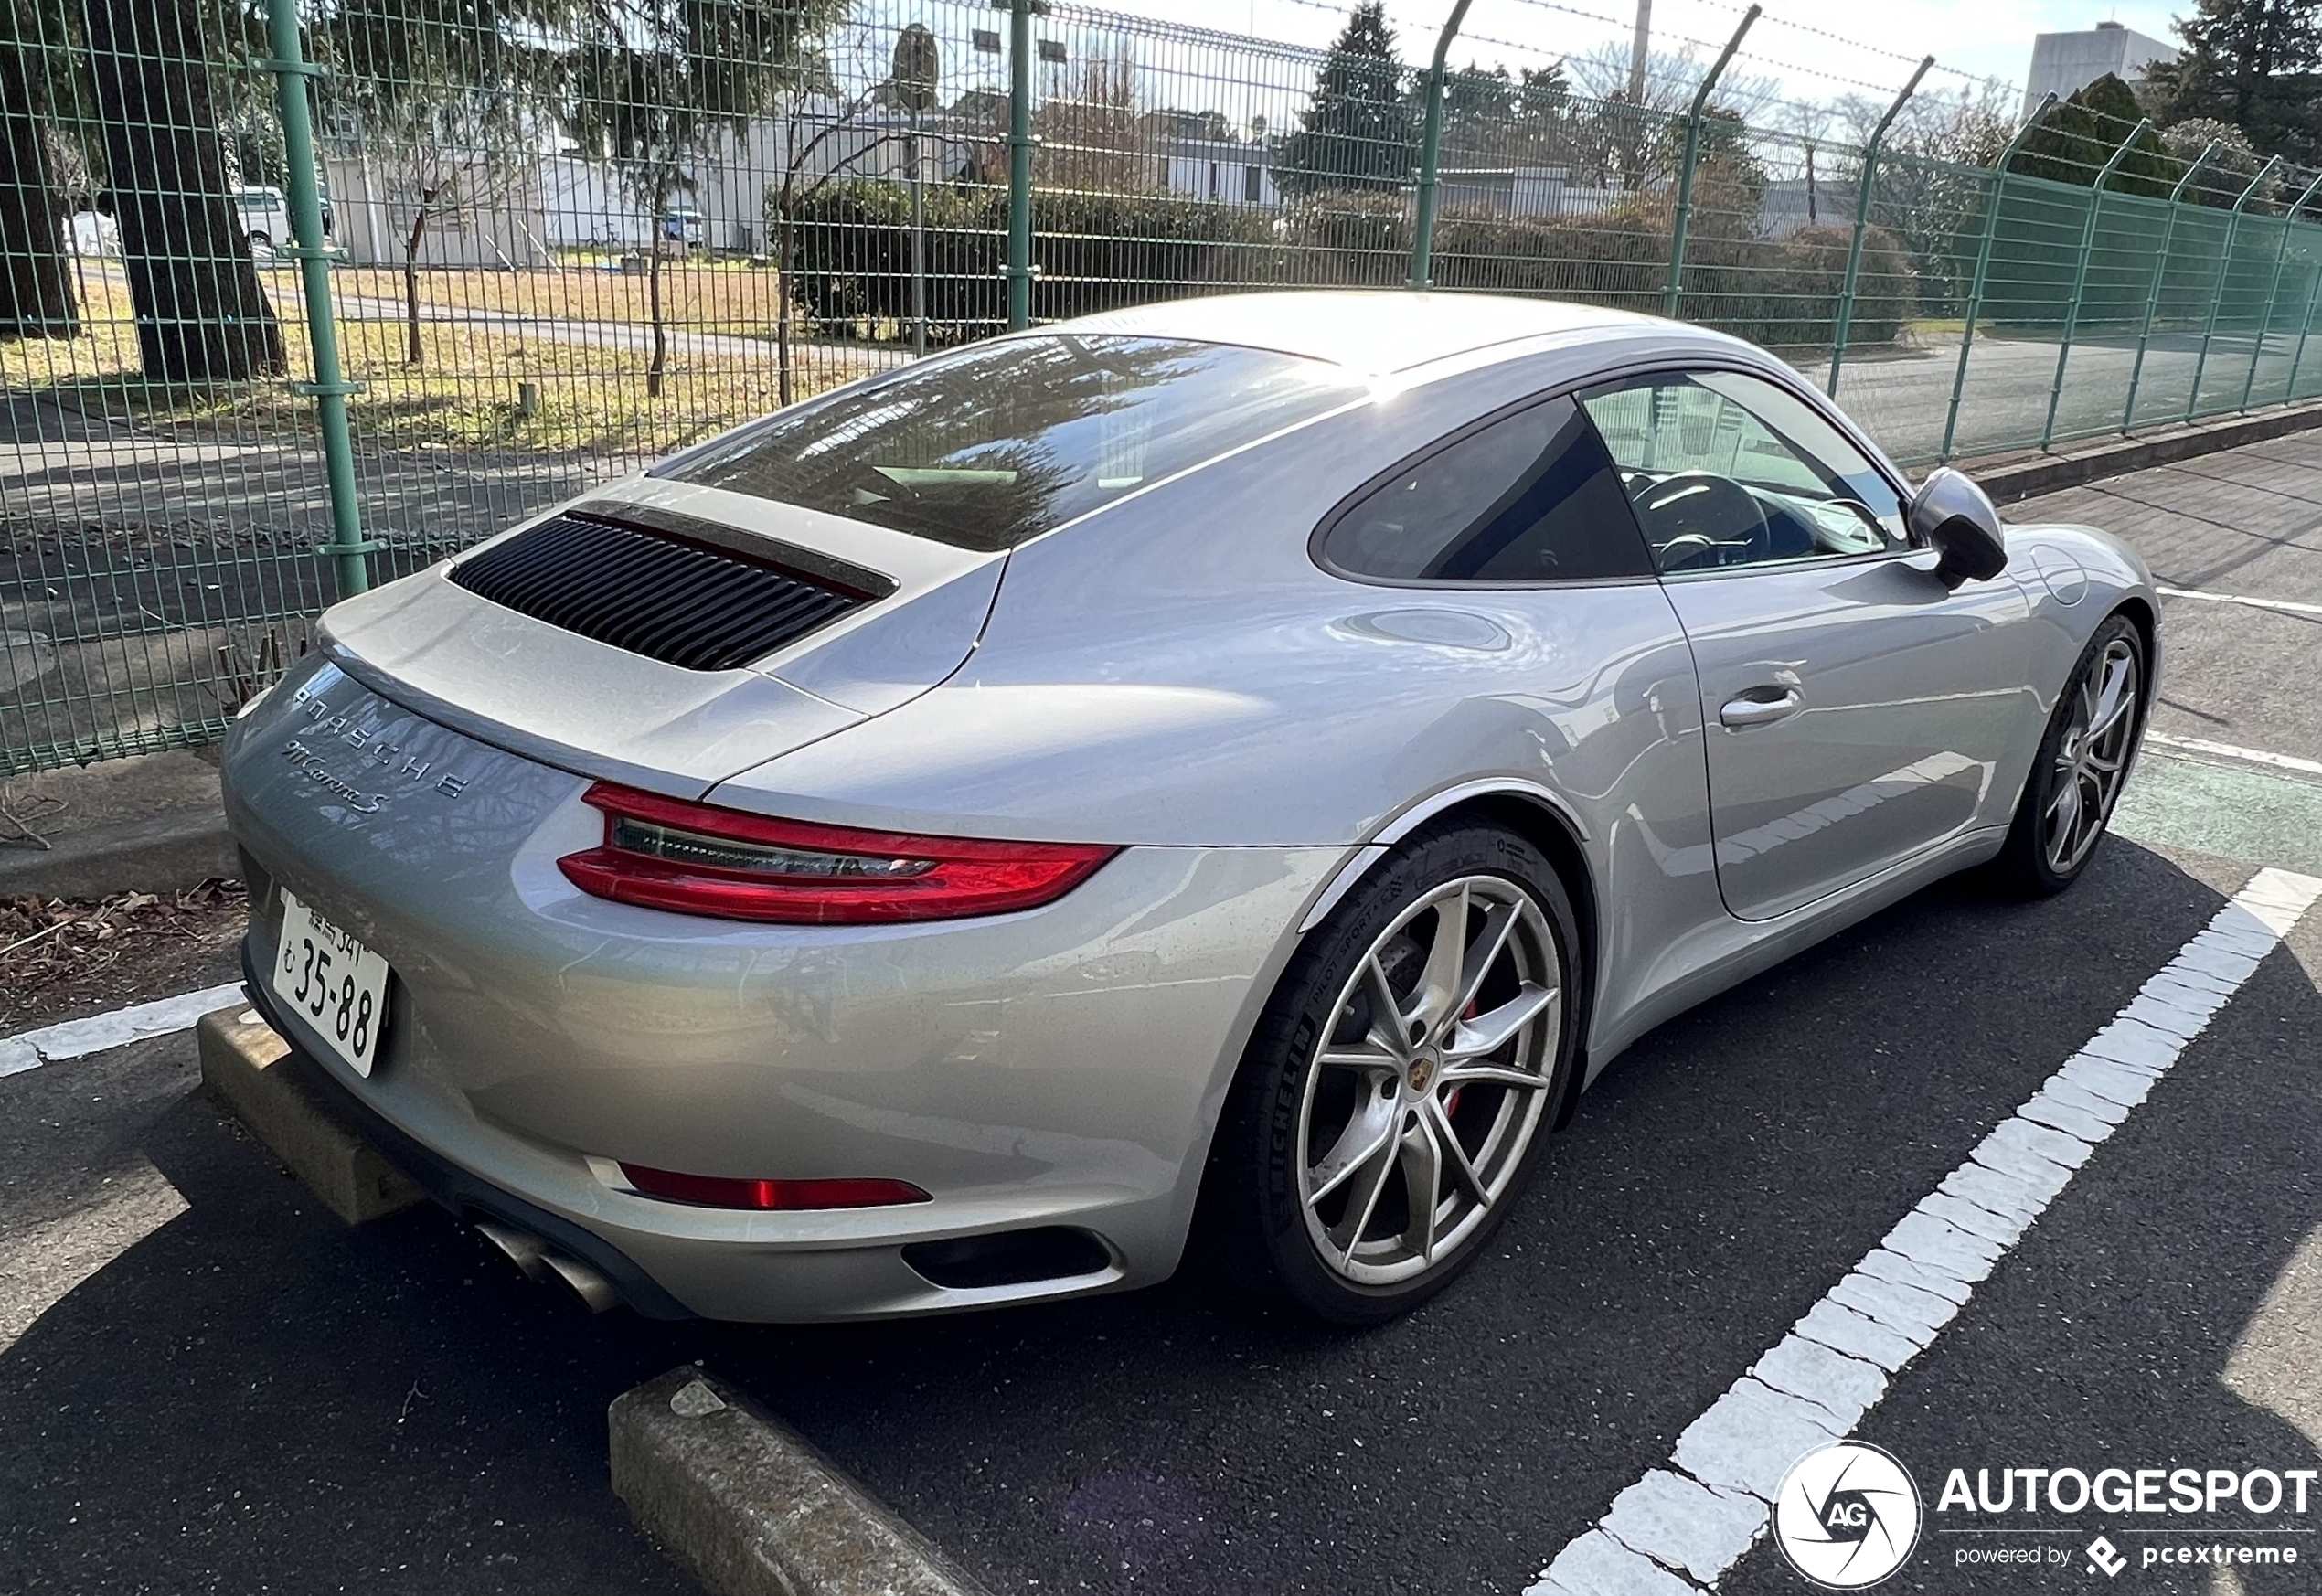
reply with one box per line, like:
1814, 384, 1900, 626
619, 1165, 931, 1210
558, 782, 1118, 924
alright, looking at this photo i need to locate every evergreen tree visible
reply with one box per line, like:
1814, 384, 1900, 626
1275, 2, 1412, 197
2018, 73, 2176, 197
2144, 0, 2322, 165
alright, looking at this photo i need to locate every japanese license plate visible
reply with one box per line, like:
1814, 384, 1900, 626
271, 888, 391, 1077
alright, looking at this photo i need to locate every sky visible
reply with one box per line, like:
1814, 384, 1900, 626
1065, 0, 2188, 114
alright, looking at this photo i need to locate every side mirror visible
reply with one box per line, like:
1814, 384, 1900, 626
1906, 468, 2008, 589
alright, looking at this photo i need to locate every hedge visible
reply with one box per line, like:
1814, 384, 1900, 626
778, 180, 1916, 352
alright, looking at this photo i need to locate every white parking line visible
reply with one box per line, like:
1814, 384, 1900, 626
2156, 585, 2322, 620
1528, 867, 2322, 1596
2146, 731, 2322, 779
0, 983, 248, 1080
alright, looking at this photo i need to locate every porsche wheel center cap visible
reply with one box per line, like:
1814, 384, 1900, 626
1407, 1055, 1438, 1094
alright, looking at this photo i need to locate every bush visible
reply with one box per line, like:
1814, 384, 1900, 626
778, 179, 1919, 354
782, 182, 1265, 335
1759, 224, 1919, 349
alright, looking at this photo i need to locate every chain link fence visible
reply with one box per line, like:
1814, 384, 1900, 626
5, 0, 2322, 775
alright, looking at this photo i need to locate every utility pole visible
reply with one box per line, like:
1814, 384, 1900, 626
1627, 0, 1651, 101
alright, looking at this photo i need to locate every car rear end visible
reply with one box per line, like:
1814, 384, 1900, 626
222, 333, 1366, 1320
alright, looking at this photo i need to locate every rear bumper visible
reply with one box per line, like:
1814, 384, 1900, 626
240, 942, 694, 1320
223, 664, 1340, 1322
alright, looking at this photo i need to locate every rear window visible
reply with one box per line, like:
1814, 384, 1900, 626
656, 334, 1364, 551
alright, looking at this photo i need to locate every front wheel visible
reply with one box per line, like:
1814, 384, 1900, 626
1200, 823, 1580, 1324
1994, 612, 2146, 897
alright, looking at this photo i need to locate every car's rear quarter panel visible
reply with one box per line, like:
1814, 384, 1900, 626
224, 657, 1341, 1317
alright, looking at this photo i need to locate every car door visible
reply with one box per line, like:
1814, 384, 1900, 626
1311, 389, 1724, 1039
1579, 368, 2032, 922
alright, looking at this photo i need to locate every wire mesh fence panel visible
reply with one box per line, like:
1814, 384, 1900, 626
0, 0, 341, 774
12, 0, 2322, 775
305, 0, 1004, 567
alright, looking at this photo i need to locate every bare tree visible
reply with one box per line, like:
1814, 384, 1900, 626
762, 37, 899, 405
346, 105, 535, 368
1035, 48, 1156, 194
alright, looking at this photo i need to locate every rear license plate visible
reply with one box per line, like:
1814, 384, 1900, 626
271, 888, 391, 1078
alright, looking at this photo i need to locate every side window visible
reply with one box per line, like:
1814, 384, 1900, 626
1579, 371, 1907, 575
1319, 395, 1654, 583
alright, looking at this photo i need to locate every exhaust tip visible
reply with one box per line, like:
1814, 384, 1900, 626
474, 1218, 622, 1313
543, 1250, 622, 1314
474, 1218, 551, 1282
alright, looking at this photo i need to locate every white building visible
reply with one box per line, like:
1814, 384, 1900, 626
1433, 166, 1619, 221
2025, 21, 2179, 115
1160, 137, 1278, 207
323, 152, 553, 268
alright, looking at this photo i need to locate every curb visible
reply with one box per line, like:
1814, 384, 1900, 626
197, 1005, 425, 1226
612, 1367, 993, 1596
1965, 399, 2322, 503
0, 807, 236, 901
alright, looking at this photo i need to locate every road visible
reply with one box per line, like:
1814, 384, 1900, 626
2, 435, 2320, 1594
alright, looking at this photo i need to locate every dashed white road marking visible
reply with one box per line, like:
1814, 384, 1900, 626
2157, 585, 2322, 620
1528, 867, 2322, 1596
2147, 731, 2322, 780
0, 982, 247, 1079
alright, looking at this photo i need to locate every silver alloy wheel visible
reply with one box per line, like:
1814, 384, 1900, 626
2045, 635, 2140, 875
1294, 875, 1560, 1286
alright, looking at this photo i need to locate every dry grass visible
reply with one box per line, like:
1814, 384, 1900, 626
0, 878, 249, 1030
311, 257, 796, 337
0, 264, 880, 456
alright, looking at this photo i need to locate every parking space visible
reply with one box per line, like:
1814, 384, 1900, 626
2020, 437, 2322, 769
3, 433, 2319, 1595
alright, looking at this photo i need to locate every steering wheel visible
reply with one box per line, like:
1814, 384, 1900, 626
1631, 471, 1770, 571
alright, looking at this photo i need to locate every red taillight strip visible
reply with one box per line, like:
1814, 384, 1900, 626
557, 782, 1119, 924
619, 1165, 931, 1210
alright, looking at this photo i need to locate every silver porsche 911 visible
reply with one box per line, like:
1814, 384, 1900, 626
222, 292, 2157, 1325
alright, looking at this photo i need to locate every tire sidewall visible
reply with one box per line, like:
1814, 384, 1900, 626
2006, 612, 2146, 895
1225, 822, 1582, 1325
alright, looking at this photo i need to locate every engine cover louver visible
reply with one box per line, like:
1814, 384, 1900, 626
447, 511, 876, 673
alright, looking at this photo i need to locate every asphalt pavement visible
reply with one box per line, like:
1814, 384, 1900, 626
2, 432, 2319, 1595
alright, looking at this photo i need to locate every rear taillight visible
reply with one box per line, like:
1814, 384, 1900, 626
557, 782, 1118, 924
619, 1164, 930, 1210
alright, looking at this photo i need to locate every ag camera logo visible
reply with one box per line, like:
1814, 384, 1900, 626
1773, 1442, 1923, 1589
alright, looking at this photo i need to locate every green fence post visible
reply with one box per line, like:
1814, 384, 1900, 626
2040, 118, 2149, 451
2285, 226, 2322, 403
1408, 0, 1477, 288
259, 0, 374, 597
2237, 170, 2322, 411
2186, 155, 2280, 422
1005, 0, 1039, 331
1826, 56, 1931, 399
1661, 5, 1758, 321
2123, 140, 2219, 435
1938, 94, 2056, 463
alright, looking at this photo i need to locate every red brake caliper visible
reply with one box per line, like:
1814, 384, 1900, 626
1445, 997, 1480, 1116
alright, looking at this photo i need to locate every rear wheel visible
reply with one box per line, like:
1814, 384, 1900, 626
1994, 612, 2145, 896
1201, 823, 1579, 1324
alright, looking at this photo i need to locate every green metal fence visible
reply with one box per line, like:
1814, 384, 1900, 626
6, 0, 2322, 777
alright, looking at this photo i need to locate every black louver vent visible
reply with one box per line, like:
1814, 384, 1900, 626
448, 511, 874, 672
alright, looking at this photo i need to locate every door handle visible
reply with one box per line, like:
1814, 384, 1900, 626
1720, 687, 1804, 729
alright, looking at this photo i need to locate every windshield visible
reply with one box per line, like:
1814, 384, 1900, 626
655, 334, 1365, 551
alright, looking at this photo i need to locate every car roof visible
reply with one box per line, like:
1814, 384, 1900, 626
1058, 290, 1686, 376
